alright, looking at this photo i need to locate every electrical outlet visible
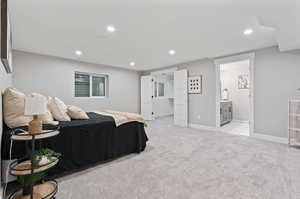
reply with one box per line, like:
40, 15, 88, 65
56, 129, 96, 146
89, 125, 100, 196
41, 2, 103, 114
197, 115, 201, 120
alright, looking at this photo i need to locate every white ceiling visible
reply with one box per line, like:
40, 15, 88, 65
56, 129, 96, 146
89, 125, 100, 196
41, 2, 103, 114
10, 0, 300, 71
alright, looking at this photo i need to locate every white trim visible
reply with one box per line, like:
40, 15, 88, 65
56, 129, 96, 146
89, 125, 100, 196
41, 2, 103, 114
214, 53, 255, 137
189, 123, 218, 131
150, 67, 178, 75
253, 133, 288, 144
232, 120, 249, 123
188, 123, 288, 144
155, 114, 174, 119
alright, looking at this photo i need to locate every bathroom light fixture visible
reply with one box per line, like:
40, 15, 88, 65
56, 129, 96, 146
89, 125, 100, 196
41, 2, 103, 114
75, 50, 82, 56
106, 25, 116, 33
130, 62, 135, 66
169, 50, 176, 55
243, 28, 253, 35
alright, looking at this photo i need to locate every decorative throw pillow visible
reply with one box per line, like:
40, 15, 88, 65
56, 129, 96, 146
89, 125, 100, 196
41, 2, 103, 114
3, 88, 32, 128
48, 97, 71, 121
67, 106, 89, 120
29, 93, 59, 125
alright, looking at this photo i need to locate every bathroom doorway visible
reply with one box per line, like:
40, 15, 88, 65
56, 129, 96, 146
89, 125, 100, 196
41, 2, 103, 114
215, 53, 255, 136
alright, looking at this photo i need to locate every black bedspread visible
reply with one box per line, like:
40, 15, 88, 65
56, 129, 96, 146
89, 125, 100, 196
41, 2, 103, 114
2, 112, 148, 177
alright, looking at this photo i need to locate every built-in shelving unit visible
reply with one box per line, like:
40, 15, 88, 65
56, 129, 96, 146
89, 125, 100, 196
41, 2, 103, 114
288, 100, 300, 146
8, 129, 60, 199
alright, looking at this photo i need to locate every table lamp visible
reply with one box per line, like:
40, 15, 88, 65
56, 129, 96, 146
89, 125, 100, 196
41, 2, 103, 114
24, 95, 47, 134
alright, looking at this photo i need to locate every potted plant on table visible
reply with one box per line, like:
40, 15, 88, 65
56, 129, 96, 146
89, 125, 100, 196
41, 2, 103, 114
18, 148, 61, 196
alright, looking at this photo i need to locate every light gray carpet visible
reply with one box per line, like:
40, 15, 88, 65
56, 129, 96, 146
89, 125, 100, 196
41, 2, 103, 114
57, 117, 300, 199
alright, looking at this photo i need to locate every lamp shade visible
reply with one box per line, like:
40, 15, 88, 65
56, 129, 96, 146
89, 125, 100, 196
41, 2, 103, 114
24, 95, 47, 116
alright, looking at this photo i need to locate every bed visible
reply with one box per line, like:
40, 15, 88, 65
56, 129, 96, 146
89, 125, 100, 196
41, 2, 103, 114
1, 112, 148, 178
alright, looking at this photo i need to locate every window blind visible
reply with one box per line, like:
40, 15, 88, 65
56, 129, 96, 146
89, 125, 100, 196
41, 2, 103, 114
75, 73, 90, 97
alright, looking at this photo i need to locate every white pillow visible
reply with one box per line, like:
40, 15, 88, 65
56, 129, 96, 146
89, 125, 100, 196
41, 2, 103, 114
48, 97, 71, 121
67, 106, 89, 120
3, 88, 33, 128
29, 93, 59, 125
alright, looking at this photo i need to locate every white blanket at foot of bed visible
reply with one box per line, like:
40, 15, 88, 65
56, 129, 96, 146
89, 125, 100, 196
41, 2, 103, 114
94, 110, 148, 127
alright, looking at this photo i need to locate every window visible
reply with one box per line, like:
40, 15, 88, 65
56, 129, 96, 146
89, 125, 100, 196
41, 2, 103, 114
92, 76, 106, 97
158, 82, 165, 97
75, 73, 90, 97
75, 72, 108, 97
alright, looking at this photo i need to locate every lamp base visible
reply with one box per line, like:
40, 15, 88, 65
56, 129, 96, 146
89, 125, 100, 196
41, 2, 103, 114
28, 115, 43, 134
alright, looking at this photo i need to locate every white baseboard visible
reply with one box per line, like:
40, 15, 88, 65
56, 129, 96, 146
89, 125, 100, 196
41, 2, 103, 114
155, 114, 173, 119
188, 123, 288, 144
252, 133, 288, 144
232, 120, 249, 123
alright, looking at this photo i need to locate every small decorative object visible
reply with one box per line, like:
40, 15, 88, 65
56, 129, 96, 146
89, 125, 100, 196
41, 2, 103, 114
24, 95, 47, 134
39, 156, 50, 166
1, 0, 12, 73
238, 74, 249, 89
35, 148, 61, 166
222, 88, 229, 100
188, 76, 202, 94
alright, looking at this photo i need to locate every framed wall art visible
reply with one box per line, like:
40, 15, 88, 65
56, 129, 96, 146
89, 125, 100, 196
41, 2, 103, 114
188, 76, 202, 94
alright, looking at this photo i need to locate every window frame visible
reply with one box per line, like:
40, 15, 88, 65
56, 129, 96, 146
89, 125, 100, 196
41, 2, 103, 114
157, 82, 165, 97
154, 80, 166, 99
74, 71, 108, 98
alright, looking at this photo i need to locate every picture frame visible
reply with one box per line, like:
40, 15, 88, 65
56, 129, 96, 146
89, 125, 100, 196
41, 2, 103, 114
188, 76, 202, 94
238, 74, 249, 89
1, 0, 12, 73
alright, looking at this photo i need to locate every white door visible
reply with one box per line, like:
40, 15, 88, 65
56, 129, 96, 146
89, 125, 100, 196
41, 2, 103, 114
174, 70, 188, 127
141, 76, 154, 120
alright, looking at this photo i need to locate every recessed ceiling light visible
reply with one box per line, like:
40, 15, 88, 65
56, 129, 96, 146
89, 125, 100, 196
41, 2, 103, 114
243, 28, 253, 35
169, 50, 176, 55
106, 25, 116, 33
130, 62, 135, 66
75, 50, 82, 56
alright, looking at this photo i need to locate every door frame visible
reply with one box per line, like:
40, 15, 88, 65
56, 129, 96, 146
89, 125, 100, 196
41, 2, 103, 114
214, 53, 255, 136
141, 75, 155, 120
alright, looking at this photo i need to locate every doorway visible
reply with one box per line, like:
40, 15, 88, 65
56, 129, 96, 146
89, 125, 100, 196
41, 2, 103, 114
215, 53, 255, 136
141, 69, 188, 127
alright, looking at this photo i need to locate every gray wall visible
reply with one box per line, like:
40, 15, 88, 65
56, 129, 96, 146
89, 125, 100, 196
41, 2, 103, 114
12, 51, 141, 113
254, 47, 300, 138
178, 59, 217, 127
147, 47, 300, 138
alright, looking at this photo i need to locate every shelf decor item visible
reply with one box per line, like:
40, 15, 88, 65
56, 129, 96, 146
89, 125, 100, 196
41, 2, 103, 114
288, 100, 300, 146
8, 127, 60, 199
24, 95, 48, 134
